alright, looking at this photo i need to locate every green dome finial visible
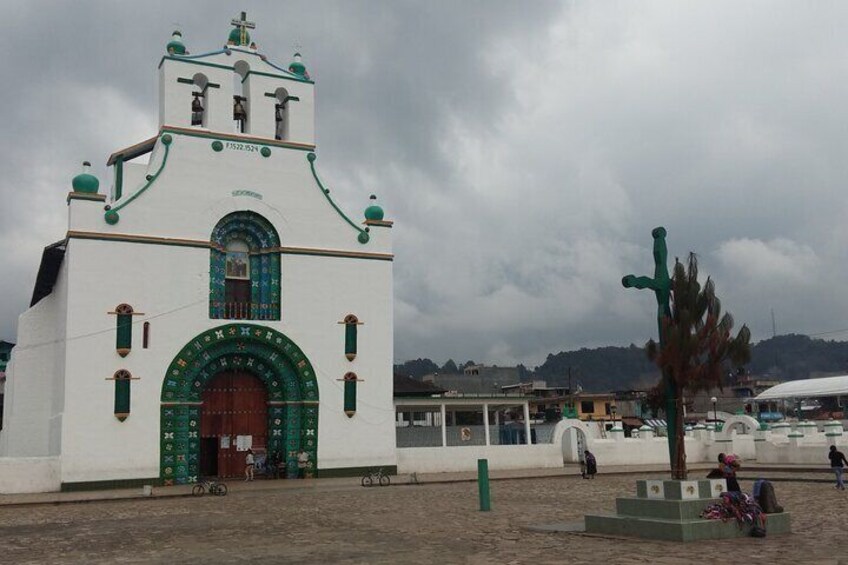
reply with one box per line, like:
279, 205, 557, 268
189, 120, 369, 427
228, 27, 250, 46
228, 11, 254, 46
364, 194, 384, 221
289, 52, 309, 78
166, 30, 186, 55
72, 161, 99, 194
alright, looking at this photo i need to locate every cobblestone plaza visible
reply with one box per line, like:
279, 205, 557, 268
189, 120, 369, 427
0, 473, 843, 564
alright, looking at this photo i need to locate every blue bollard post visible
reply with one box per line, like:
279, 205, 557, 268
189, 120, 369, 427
478, 458, 491, 511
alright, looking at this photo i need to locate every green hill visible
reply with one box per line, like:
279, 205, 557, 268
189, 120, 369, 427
396, 334, 848, 392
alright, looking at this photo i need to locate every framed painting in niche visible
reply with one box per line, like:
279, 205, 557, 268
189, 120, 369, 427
226, 251, 250, 280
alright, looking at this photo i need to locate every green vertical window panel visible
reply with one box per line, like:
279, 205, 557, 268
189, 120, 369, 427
344, 374, 357, 418
345, 323, 357, 360
116, 313, 132, 357
114, 157, 124, 200
114, 375, 130, 422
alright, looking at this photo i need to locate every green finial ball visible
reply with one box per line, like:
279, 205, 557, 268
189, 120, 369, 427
289, 52, 308, 77
364, 194, 384, 221
161, 134, 173, 145
212, 141, 224, 152
105, 210, 120, 225
357, 231, 370, 244
166, 31, 186, 55
260, 147, 271, 158
72, 161, 99, 194
307, 152, 317, 162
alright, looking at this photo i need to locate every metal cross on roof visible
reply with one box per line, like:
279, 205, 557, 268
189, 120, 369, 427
231, 11, 256, 46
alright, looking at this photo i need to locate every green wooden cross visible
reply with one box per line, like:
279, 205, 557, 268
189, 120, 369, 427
622, 227, 679, 474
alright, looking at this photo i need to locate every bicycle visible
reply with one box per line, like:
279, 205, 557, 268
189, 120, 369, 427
361, 467, 390, 487
192, 479, 228, 496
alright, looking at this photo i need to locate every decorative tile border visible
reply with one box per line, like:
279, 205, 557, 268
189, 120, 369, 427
160, 323, 318, 484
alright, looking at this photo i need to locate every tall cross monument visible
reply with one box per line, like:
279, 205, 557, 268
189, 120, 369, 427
622, 227, 679, 476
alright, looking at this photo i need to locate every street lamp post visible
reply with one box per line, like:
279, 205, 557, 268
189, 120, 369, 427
710, 396, 718, 426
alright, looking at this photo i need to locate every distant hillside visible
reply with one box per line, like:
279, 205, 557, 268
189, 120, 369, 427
535, 334, 848, 391
745, 334, 848, 380
395, 334, 848, 392
533, 345, 660, 392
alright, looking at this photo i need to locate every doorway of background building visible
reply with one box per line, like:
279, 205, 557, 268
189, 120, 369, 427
200, 371, 268, 478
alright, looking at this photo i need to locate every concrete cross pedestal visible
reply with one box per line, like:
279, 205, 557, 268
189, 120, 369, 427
583, 479, 792, 541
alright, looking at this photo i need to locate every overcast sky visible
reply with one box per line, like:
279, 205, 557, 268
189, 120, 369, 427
2, 1, 848, 367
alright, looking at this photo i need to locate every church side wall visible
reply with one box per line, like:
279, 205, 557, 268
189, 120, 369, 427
59, 239, 208, 483
0, 457, 61, 494
1, 260, 67, 459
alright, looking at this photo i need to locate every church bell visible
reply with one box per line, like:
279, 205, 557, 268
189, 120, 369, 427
191, 92, 204, 126
233, 96, 247, 127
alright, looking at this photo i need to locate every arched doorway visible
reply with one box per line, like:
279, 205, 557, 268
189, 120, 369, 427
561, 427, 588, 464
200, 371, 268, 478
160, 323, 319, 485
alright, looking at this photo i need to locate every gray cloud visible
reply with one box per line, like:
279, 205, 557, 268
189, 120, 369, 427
2, 1, 848, 369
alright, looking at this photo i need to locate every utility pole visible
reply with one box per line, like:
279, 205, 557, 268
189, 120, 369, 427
771, 308, 776, 338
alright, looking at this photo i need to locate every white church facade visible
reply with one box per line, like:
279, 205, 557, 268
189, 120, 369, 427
0, 16, 396, 492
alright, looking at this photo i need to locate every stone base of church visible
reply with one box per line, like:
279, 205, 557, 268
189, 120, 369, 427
60, 477, 160, 492
0, 457, 61, 494
313, 465, 397, 478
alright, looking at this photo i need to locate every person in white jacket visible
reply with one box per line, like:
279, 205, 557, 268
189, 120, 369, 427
245, 449, 255, 481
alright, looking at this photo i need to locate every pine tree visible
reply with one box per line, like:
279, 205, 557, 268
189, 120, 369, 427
646, 253, 751, 479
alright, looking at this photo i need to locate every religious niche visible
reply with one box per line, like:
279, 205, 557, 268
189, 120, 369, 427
209, 211, 281, 321
107, 369, 139, 422
339, 314, 363, 361
109, 303, 144, 357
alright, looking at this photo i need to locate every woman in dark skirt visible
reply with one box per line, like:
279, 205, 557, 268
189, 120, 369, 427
583, 450, 597, 479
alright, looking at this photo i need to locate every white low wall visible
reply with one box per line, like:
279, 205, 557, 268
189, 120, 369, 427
0, 457, 61, 493
396, 444, 561, 474
755, 431, 847, 465
586, 436, 714, 466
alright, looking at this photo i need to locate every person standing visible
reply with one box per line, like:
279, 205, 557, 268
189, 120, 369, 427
828, 445, 848, 490
244, 449, 255, 482
297, 449, 310, 479
722, 454, 742, 493
583, 450, 597, 479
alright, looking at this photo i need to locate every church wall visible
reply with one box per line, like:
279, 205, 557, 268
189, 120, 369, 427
0, 457, 61, 494
56, 230, 394, 483
159, 62, 233, 132
59, 238, 209, 483
159, 50, 315, 145
115, 162, 148, 202
1, 260, 68, 460
241, 73, 315, 144
281, 254, 396, 469
84, 135, 390, 256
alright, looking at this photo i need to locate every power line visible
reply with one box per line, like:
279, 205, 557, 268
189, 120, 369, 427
12, 297, 208, 353
807, 327, 848, 338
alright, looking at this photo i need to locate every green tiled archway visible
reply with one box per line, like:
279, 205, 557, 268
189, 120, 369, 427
160, 323, 318, 484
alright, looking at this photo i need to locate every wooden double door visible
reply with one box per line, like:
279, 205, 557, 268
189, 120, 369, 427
200, 371, 268, 478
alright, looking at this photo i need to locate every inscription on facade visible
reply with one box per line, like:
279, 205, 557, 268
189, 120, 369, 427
232, 190, 263, 200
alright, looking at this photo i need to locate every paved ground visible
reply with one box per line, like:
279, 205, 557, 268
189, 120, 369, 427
0, 472, 845, 564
